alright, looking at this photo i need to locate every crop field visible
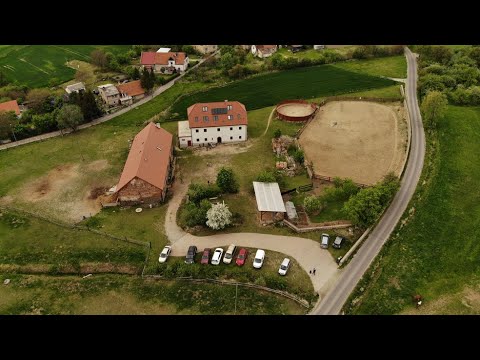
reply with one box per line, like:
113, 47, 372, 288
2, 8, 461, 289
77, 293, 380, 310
168, 65, 395, 119
0, 45, 130, 88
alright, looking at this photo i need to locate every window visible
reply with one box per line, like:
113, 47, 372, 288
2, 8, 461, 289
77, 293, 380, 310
204, 138, 207, 141
203, 116, 209, 121
195, 116, 198, 122
227, 105, 232, 111
230, 127, 233, 130
196, 139, 199, 142
196, 129, 199, 133
214, 115, 218, 121
204, 129, 207, 132
202, 106, 208, 112
239, 126, 242, 130
239, 136, 242, 139
217, 128, 220, 131
227, 115, 233, 120
230, 136, 233, 140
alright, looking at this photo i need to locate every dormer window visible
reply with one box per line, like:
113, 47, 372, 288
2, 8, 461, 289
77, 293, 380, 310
228, 115, 233, 120
202, 106, 208, 112
227, 105, 232, 111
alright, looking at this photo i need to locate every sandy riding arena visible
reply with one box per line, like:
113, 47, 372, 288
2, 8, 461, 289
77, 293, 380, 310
276, 101, 317, 122
299, 101, 408, 185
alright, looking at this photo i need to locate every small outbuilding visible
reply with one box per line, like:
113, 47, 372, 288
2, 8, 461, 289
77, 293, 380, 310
252, 181, 286, 223
285, 201, 298, 221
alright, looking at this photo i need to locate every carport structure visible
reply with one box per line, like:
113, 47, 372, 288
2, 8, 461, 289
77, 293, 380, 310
252, 181, 286, 223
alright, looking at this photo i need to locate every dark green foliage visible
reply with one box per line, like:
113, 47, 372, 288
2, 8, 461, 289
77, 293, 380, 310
179, 199, 212, 228
273, 128, 282, 139
216, 167, 239, 193
187, 183, 221, 204
140, 68, 155, 92
0, 111, 17, 140
293, 149, 304, 164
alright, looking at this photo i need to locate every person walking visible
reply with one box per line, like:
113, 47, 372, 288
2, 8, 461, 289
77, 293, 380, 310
309, 270, 312, 274
313, 268, 316, 276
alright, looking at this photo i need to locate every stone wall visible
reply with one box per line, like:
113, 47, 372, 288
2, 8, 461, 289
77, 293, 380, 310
118, 177, 164, 205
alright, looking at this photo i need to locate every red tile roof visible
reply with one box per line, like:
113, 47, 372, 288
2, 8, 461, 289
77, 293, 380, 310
255, 45, 277, 54
140, 51, 187, 66
116, 123, 173, 192
187, 101, 248, 128
0, 100, 20, 115
116, 80, 145, 97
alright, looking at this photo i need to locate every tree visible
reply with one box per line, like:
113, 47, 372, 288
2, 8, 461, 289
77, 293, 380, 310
80, 90, 102, 120
56, 104, 83, 132
468, 47, 480, 68
220, 52, 237, 71
343, 187, 383, 228
32, 112, 58, 133
132, 67, 141, 80
304, 195, 322, 215
216, 167, 239, 193
206, 202, 232, 230
293, 149, 305, 164
0, 71, 9, 87
273, 128, 282, 139
421, 91, 448, 129
91, 49, 108, 68
26, 88, 52, 114
0, 111, 17, 140
140, 69, 154, 92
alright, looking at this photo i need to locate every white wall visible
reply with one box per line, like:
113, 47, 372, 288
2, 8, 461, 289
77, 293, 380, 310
179, 136, 192, 148
191, 125, 247, 146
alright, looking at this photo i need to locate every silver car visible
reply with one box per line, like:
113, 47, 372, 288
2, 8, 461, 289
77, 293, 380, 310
158, 246, 172, 263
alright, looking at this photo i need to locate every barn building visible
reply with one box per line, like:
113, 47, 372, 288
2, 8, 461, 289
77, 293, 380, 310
116, 122, 174, 205
177, 100, 248, 148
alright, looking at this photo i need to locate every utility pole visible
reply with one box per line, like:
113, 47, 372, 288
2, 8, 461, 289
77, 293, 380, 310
234, 284, 238, 315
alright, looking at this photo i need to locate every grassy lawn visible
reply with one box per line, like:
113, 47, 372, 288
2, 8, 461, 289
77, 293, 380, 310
0, 274, 305, 315
333, 56, 407, 78
349, 106, 480, 314
168, 65, 395, 119
0, 45, 130, 88
154, 246, 315, 303
0, 208, 147, 270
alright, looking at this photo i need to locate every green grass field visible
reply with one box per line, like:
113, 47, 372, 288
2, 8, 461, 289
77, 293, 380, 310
349, 106, 480, 314
168, 65, 395, 119
332, 56, 407, 79
0, 274, 305, 315
0, 45, 130, 88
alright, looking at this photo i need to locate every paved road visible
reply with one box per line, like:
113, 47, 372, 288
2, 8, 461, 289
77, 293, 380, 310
0, 53, 215, 151
311, 47, 426, 315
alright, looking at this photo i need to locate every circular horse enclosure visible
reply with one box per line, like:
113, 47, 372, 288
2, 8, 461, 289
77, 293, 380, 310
276, 100, 317, 122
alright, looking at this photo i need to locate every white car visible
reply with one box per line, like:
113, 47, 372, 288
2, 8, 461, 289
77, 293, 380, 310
223, 244, 237, 264
211, 248, 224, 265
278, 258, 291, 276
253, 249, 265, 269
158, 246, 172, 263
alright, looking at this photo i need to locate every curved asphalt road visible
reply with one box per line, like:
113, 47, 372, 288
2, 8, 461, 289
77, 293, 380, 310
311, 47, 426, 315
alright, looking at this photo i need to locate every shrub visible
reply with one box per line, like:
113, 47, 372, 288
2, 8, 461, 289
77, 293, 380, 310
304, 195, 322, 215
179, 199, 212, 228
293, 149, 305, 164
187, 183, 221, 204
216, 167, 239, 193
206, 202, 232, 230
273, 128, 282, 139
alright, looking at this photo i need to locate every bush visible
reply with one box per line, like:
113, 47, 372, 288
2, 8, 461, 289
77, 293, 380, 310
293, 149, 305, 164
187, 183, 221, 204
179, 199, 212, 228
273, 128, 282, 139
304, 195, 322, 215
255, 169, 285, 188
206, 202, 232, 230
216, 167, 239, 193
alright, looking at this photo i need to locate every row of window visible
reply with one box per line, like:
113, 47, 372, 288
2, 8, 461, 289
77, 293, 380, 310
195, 127, 242, 133
201, 105, 233, 112
196, 136, 242, 142
194, 114, 240, 122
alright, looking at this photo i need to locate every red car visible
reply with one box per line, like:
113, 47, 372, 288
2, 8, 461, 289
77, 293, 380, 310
201, 248, 211, 264
236, 248, 248, 266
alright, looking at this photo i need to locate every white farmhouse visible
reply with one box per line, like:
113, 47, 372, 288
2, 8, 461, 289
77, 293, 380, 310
178, 101, 248, 148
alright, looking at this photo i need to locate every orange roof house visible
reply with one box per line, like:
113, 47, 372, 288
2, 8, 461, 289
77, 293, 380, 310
187, 101, 248, 128
0, 100, 21, 116
140, 51, 189, 73
116, 122, 174, 205
116, 80, 146, 98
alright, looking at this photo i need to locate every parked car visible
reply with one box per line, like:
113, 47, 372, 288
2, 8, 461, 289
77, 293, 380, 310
185, 245, 197, 264
321, 233, 330, 249
223, 244, 237, 264
211, 248, 224, 265
158, 245, 172, 263
236, 248, 248, 266
333, 236, 344, 249
253, 249, 265, 269
278, 258, 291, 276
201, 248, 211, 264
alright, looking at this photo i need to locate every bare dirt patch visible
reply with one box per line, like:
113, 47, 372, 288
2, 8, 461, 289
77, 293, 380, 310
89, 186, 109, 200
0, 195, 14, 205
299, 101, 408, 185
191, 141, 253, 157
85, 159, 109, 172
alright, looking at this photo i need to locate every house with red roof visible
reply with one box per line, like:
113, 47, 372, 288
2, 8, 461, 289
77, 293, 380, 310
115, 122, 174, 205
140, 51, 189, 74
177, 101, 248, 148
251, 45, 278, 58
0, 100, 21, 117
116, 80, 146, 105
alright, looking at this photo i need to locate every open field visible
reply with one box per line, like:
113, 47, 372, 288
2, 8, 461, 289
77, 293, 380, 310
350, 106, 480, 314
0, 208, 147, 271
333, 56, 407, 79
0, 45, 130, 88
0, 274, 305, 315
299, 101, 408, 185
169, 65, 395, 119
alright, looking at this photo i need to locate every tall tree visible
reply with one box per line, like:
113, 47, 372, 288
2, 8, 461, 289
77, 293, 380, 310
421, 91, 448, 129
140, 68, 154, 92
0, 71, 9, 86
0, 111, 17, 140
132, 67, 140, 80
90, 49, 108, 68
80, 90, 102, 120
56, 104, 84, 132
26, 88, 52, 114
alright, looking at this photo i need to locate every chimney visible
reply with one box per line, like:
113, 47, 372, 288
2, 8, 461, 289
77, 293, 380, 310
155, 123, 161, 128
224, 99, 228, 102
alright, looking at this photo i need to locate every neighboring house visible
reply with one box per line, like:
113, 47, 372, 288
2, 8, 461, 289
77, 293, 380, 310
251, 45, 278, 58
116, 80, 146, 106
116, 122, 174, 205
157, 47, 171, 53
140, 51, 189, 74
0, 99, 21, 117
65, 82, 86, 95
289, 45, 304, 53
98, 84, 120, 107
193, 45, 218, 54
314, 45, 325, 50
178, 101, 248, 148
239, 45, 251, 51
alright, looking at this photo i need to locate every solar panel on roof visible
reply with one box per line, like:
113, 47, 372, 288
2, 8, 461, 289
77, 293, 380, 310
212, 108, 228, 115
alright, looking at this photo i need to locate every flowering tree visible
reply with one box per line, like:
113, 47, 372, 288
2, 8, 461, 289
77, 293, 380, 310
206, 202, 232, 230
